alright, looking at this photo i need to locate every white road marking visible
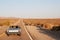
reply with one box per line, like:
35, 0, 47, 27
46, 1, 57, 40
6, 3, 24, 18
23, 24, 33, 40
22, 19, 33, 40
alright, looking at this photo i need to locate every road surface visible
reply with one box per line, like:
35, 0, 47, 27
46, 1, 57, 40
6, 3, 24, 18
26, 26, 60, 40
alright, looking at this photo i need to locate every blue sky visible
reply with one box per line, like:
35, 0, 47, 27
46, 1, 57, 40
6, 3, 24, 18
0, 0, 60, 18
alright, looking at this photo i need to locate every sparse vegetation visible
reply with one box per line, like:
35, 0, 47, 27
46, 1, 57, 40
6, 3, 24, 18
0, 18, 18, 26
23, 19, 60, 31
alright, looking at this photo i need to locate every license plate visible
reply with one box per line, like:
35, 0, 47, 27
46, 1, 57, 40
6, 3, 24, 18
9, 30, 19, 32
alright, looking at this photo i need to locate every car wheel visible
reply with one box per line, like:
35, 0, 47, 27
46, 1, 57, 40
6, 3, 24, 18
5, 31, 9, 36
17, 34, 21, 36
6, 33, 9, 36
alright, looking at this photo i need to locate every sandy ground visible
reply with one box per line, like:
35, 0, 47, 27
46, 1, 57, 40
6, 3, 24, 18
26, 26, 55, 40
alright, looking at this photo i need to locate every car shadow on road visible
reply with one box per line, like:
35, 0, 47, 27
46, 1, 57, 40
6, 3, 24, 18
36, 27, 60, 40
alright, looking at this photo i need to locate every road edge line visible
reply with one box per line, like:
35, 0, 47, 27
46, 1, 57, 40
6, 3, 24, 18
22, 20, 33, 40
24, 25, 33, 40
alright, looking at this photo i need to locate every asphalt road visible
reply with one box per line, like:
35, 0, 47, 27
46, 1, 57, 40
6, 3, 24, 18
26, 26, 60, 40
38, 28, 60, 40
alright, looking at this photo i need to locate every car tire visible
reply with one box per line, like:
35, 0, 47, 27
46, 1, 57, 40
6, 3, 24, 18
17, 34, 21, 36
6, 33, 9, 36
5, 31, 9, 36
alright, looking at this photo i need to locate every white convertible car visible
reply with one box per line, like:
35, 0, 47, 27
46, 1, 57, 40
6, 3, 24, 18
5, 26, 21, 36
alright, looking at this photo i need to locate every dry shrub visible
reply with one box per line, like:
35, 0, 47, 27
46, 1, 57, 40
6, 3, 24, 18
0, 20, 10, 26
